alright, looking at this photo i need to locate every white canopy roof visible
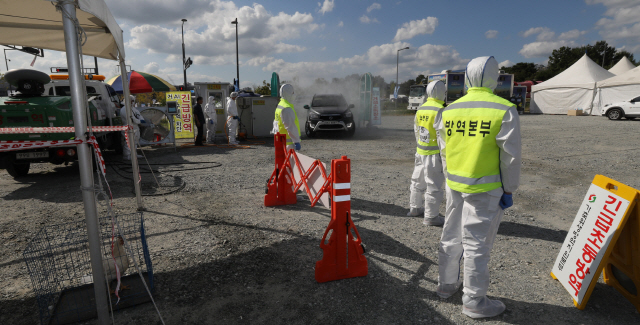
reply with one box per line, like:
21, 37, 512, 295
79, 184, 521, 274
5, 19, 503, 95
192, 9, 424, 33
532, 54, 614, 92
608, 56, 636, 76
597, 65, 640, 88
0, 0, 124, 60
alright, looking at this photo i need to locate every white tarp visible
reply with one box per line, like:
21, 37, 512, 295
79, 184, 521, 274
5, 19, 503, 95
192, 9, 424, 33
608, 56, 636, 76
592, 65, 640, 115
0, 0, 124, 60
531, 54, 614, 114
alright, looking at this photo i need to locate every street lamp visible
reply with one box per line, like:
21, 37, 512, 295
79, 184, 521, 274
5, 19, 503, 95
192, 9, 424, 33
181, 18, 187, 90
231, 18, 239, 90
396, 46, 409, 110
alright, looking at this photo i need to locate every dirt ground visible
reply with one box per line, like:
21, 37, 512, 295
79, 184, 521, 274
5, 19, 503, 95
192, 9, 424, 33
2, 114, 640, 324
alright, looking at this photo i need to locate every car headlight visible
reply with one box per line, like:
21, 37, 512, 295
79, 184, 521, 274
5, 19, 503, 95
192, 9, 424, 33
344, 110, 353, 118
309, 109, 320, 119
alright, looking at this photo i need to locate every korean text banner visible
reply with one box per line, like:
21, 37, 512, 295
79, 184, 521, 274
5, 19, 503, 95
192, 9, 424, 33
551, 183, 630, 305
371, 87, 381, 126
166, 91, 194, 139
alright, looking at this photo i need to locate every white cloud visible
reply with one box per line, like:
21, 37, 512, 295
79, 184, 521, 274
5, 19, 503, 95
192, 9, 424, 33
485, 30, 498, 39
519, 26, 586, 58
586, 0, 640, 50
558, 29, 586, 40
143, 62, 160, 73
360, 15, 379, 24
519, 40, 576, 58
318, 0, 335, 15
254, 41, 468, 87
522, 27, 556, 41
498, 60, 514, 68
393, 17, 438, 41
127, 3, 319, 66
338, 21, 344, 27
367, 3, 382, 12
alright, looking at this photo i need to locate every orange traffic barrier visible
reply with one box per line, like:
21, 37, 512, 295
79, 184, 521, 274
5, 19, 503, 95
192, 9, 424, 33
264, 133, 368, 282
264, 133, 297, 206
315, 156, 368, 283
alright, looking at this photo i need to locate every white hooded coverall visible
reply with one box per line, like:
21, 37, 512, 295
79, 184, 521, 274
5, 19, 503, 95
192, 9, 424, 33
273, 84, 301, 151
226, 95, 239, 144
120, 104, 144, 159
434, 56, 521, 300
204, 96, 217, 143
409, 80, 447, 222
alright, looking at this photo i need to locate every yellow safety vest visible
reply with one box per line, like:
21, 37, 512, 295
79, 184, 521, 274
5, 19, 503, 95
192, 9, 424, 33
275, 98, 300, 144
441, 87, 515, 193
416, 98, 444, 156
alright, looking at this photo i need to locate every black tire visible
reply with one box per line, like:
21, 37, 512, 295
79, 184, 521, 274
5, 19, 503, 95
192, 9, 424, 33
113, 132, 124, 154
345, 124, 356, 138
7, 161, 30, 178
607, 108, 623, 120
305, 122, 315, 138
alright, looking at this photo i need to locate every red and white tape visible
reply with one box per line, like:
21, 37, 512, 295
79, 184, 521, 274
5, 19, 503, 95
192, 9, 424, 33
0, 139, 82, 152
87, 136, 106, 176
0, 125, 130, 134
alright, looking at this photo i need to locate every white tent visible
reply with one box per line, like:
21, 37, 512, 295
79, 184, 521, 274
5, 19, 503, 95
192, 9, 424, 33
592, 65, 640, 115
0, 0, 124, 60
531, 54, 615, 114
608, 56, 636, 76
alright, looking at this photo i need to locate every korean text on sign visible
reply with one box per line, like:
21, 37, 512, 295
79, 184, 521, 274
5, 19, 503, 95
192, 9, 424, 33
551, 184, 629, 305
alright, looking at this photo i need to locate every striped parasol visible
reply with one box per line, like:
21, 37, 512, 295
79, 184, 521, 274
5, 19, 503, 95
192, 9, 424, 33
106, 71, 176, 94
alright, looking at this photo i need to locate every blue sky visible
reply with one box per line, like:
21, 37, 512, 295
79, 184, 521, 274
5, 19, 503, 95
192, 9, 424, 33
4, 0, 639, 89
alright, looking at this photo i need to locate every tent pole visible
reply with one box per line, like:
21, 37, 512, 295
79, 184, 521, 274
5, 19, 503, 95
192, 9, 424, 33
59, 1, 110, 324
119, 57, 145, 210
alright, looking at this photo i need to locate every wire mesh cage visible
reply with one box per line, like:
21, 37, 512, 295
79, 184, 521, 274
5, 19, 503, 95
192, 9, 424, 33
23, 213, 154, 325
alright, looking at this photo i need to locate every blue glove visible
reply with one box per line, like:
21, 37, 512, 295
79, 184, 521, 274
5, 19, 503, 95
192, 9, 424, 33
233, 116, 239, 120
294, 143, 301, 151
209, 120, 214, 124
139, 119, 146, 124
499, 193, 513, 210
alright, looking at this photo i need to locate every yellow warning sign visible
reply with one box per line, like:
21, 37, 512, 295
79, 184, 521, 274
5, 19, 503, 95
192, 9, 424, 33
166, 91, 194, 139
551, 175, 640, 312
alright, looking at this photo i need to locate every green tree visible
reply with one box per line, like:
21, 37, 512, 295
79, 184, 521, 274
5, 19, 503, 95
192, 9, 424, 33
415, 74, 426, 85
544, 41, 637, 80
501, 62, 538, 82
255, 80, 271, 96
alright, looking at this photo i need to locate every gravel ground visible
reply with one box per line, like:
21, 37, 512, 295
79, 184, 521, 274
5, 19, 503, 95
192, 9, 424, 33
1, 114, 640, 324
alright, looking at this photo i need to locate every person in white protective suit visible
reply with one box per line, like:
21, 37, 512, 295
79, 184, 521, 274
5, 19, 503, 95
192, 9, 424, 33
433, 56, 521, 319
120, 95, 145, 160
407, 80, 447, 226
226, 92, 239, 145
204, 96, 217, 144
273, 84, 301, 151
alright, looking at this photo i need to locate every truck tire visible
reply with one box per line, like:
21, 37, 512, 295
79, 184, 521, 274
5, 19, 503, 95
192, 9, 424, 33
7, 161, 30, 178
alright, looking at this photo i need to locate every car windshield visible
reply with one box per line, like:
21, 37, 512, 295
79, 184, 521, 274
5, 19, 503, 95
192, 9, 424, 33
410, 86, 426, 97
632, 96, 640, 102
312, 95, 346, 107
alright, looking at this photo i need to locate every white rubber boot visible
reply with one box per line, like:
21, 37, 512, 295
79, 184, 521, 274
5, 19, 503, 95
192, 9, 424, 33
436, 280, 462, 299
406, 207, 424, 217
423, 214, 444, 226
462, 295, 506, 319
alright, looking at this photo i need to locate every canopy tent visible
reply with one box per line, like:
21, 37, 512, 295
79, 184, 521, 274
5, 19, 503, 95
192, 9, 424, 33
1, 2, 142, 323
530, 54, 614, 114
592, 65, 640, 115
608, 56, 636, 76
0, 0, 124, 60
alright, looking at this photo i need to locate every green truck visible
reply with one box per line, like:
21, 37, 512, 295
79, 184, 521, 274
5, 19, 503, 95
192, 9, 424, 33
0, 69, 123, 178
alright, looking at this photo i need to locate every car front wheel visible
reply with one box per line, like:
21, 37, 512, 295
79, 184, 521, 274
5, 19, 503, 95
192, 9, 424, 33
607, 108, 623, 120
305, 122, 315, 138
